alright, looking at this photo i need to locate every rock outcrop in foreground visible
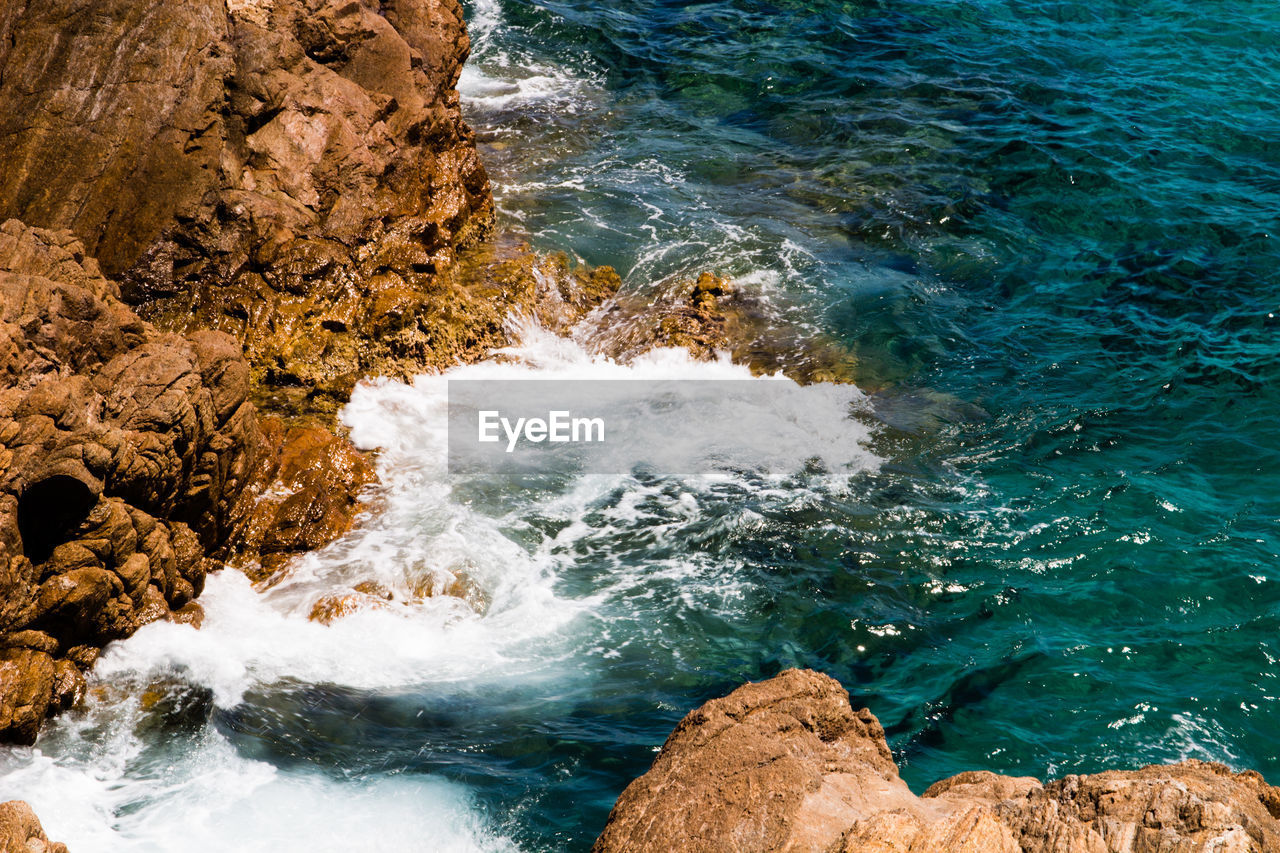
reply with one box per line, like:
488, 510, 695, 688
594, 670, 1280, 853
0, 800, 65, 853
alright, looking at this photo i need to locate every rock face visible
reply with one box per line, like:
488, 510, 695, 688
0, 220, 262, 743
594, 670, 1280, 853
226, 416, 376, 583
0, 0, 496, 412
0, 800, 66, 853
0, 220, 371, 744
0, 0, 619, 749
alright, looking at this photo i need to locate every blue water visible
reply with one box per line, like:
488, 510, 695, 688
456, 0, 1280, 844
5, 1, 1279, 850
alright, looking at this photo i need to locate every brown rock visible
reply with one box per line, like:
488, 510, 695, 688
0, 648, 54, 746
0, 0, 619, 746
589, 271, 865, 386
407, 564, 490, 614
308, 590, 391, 625
34, 567, 130, 644
0, 220, 382, 741
64, 646, 99, 670
0, 800, 68, 853
168, 601, 206, 629
134, 585, 172, 628
49, 659, 86, 713
353, 581, 394, 600
115, 553, 152, 601
0, 631, 57, 655
227, 418, 377, 584
594, 670, 1280, 853
0, 0, 496, 414
594, 669, 911, 853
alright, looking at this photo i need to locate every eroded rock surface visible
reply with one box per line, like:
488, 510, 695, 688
0, 800, 66, 853
0, 221, 370, 743
594, 669, 1280, 853
0, 221, 262, 743
0, 0, 620, 748
228, 416, 377, 583
0, 0, 496, 412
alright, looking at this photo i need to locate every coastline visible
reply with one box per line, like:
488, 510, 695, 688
0, 0, 1277, 850
593, 670, 1280, 852
0, 0, 623, 746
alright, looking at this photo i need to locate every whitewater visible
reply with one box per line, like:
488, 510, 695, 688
0, 314, 880, 849
7, 0, 1280, 847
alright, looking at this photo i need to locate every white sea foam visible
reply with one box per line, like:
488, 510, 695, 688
0, 732, 513, 853
458, 0, 602, 116
459, 63, 598, 114
0, 317, 879, 851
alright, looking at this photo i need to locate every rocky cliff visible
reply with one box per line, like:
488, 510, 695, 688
0, 0, 619, 751
0, 0, 508, 748
0, 219, 374, 745
594, 670, 1280, 853
0, 220, 259, 744
0, 0, 499, 413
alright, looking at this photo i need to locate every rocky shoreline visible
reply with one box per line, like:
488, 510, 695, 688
594, 671, 1280, 853
0, 1, 1276, 851
0, 0, 618, 752
0, 0, 477, 747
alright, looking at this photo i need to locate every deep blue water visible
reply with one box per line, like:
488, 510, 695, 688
455, 0, 1280, 846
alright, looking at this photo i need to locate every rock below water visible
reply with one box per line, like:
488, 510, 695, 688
594, 670, 1280, 853
590, 272, 866, 387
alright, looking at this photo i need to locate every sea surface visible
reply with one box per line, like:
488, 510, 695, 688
3, 0, 1279, 849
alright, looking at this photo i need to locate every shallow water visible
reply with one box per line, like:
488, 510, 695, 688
4, 0, 1280, 849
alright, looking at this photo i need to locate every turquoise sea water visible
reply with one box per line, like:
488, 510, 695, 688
3, 1, 1279, 850
457, 0, 1280, 843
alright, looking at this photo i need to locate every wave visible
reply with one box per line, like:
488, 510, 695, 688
0, 318, 878, 850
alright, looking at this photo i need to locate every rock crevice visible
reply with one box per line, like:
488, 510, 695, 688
0, 219, 262, 743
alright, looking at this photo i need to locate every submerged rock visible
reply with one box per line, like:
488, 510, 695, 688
307, 569, 491, 625
591, 271, 865, 386
0, 800, 67, 853
407, 563, 490, 615
594, 669, 1280, 853
308, 589, 393, 625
